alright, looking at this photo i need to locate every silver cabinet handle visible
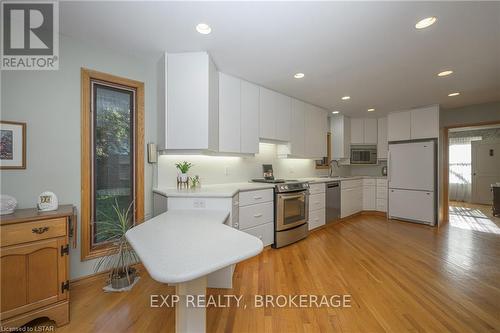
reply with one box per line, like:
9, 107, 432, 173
233, 201, 239, 206
253, 213, 263, 218
253, 196, 263, 200
233, 223, 239, 229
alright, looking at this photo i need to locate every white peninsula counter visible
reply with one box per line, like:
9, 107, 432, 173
126, 210, 263, 333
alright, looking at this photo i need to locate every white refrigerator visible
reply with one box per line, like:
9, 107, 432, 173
388, 140, 436, 226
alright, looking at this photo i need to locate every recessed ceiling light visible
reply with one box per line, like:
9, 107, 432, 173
367, 108, 375, 112
341, 96, 350, 100
294, 73, 305, 79
332, 111, 340, 114
196, 23, 212, 34
448, 92, 460, 97
415, 17, 437, 29
438, 70, 453, 77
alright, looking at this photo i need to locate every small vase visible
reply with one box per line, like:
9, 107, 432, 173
180, 173, 188, 182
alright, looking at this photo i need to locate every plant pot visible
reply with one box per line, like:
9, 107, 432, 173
180, 173, 188, 182
111, 267, 137, 289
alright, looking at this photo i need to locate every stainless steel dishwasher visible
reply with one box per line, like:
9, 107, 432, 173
326, 181, 341, 223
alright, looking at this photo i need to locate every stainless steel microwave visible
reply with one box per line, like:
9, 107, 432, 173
350, 146, 377, 164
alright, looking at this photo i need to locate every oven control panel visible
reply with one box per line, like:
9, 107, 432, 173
276, 182, 309, 193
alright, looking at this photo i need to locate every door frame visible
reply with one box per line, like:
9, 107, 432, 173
442, 120, 500, 223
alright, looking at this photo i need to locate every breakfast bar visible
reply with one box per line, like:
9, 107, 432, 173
125, 210, 263, 333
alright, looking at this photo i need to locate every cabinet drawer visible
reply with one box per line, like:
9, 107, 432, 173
376, 198, 387, 212
309, 183, 325, 195
242, 222, 273, 247
309, 208, 325, 230
341, 179, 362, 189
363, 178, 376, 186
376, 179, 388, 187
376, 188, 387, 199
238, 202, 273, 229
309, 193, 325, 211
1, 218, 67, 247
239, 189, 273, 206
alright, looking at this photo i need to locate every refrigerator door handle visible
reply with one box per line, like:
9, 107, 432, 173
387, 150, 391, 184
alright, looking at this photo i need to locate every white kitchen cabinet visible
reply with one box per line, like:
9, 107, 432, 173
388, 106, 439, 142
160, 52, 218, 151
376, 178, 388, 212
239, 189, 274, 246
289, 98, 306, 156
411, 106, 439, 140
219, 72, 241, 153
350, 118, 365, 144
330, 115, 351, 160
259, 87, 276, 140
275, 93, 291, 142
364, 118, 378, 144
305, 105, 328, 159
240, 80, 260, 154
377, 117, 388, 159
388, 111, 411, 142
362, 185, 376, 211
350, 118, 377, 145
340, 180, 363, 218
259, 87, 291, 142
308, 183, 326, 230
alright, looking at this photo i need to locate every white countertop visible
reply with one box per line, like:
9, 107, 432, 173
153, 176, 388, 198
125, 210, 263, 284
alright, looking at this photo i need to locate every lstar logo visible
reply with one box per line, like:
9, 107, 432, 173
1, 1, 59, 70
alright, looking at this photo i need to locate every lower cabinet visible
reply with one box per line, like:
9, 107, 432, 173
238, 189, 274, 247
362, 178, 376, 211
376, 179, 388, 212
308, 184, 326, 230
341, 180, 363, 218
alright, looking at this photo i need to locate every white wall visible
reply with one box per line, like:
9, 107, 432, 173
156, 143, 345, 187
0, 35, 158, 279
441, 101, 500, 127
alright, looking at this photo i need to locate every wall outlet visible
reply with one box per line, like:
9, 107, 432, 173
224, 166, 230, 176
289, 168, 295, 174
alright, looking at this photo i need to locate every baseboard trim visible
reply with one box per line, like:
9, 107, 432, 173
70, 263, 145, 287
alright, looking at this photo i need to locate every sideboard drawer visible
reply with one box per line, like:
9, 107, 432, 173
239, 189, 274, 207
1, 218, 67, 247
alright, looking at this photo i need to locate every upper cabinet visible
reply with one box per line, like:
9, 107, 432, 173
351, 118, 377, 144
305, 105, 328, 159
377, 117, 388, 159
330, 114, 351, 160
240, 81, 260, 154
388, 105, 439, 142
289, 98, 306, 157
218, 73, 260, 154
411, 106, 439, 140
160, 52, 218, 151
259, 87, 291, 141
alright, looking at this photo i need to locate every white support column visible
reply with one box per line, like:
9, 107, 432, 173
175, 276, 207, 333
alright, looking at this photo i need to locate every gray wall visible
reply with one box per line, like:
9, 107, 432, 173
0, 35, 158, 279
441, 101, 500, 127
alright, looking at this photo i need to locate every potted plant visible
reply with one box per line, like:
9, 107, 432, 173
175, 161, 193, 182
94, 200, 139, 290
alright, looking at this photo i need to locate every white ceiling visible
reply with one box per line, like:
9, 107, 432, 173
60, 1, 500, 117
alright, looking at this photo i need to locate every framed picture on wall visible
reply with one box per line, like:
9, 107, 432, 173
0, 121, 26, 169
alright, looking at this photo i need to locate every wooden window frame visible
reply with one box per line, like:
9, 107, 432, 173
81, 68, 144, 261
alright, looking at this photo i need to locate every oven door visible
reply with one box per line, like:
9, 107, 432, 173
276, 191, 309, 231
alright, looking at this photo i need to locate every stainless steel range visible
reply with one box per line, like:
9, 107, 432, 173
273, 181, 309, 248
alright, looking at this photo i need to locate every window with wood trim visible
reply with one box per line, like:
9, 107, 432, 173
81, 68, 144, 260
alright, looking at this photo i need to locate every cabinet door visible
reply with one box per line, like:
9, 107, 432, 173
350, 118, 365, 144
411, 106, 439, 139
388, 111, 411, 141
377, 117, 388, 159
219, 73, 241, 153
305, 105, 327, 158
290, 99, 305, 156
1, 237, 67, 318
362, 186, 376, 210
240, 81, 260, 153
364, 118, 378, 144
275, 93, 291, 141
259, 87, 276, 140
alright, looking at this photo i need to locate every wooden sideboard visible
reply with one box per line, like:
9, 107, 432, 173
0, 205, 74, 329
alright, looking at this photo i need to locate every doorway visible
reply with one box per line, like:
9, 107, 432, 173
444, 123, 500, 233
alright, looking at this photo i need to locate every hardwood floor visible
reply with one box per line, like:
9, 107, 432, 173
30, 214, 500, 332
